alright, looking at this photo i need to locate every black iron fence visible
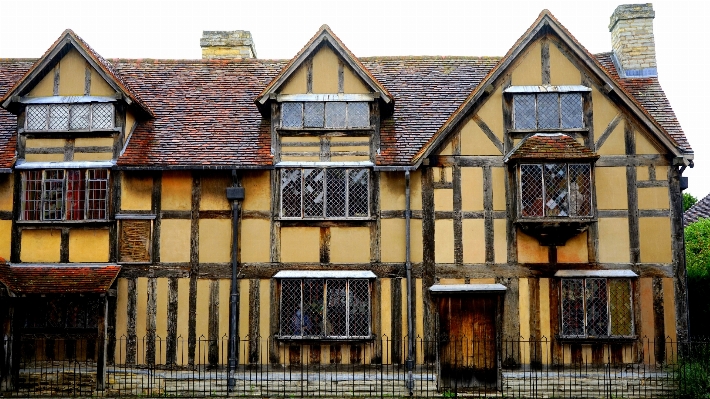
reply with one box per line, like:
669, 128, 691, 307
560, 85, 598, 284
1, 335, 709, 398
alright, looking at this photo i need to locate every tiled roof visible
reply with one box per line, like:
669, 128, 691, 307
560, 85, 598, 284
685, 193, 710, 227
507, 133, 598, 161
0, 264, 121, 294
0, 60, 34, 169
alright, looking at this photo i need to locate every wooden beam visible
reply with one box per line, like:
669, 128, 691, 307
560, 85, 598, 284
187, 173, 201, 365
541, 39, 550, 85
483, 167, 494, 264
625, 121, 640, 264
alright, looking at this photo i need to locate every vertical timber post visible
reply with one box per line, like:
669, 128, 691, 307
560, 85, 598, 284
227, 170, 244, 390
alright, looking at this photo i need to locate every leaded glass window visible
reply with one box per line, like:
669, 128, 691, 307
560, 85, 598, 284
25, 103, 115, 131
513, 93, 584, 130
519, 163, 592, 218
280, 168, 370, 219
280, 102, 371, 129
560, 278, 633, 338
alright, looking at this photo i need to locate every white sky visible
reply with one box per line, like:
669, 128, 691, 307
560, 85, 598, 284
0, 0, 707, 199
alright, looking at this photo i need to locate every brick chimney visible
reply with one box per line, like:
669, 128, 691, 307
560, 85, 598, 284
200, 31, 257, 59
609, 4, 657, 77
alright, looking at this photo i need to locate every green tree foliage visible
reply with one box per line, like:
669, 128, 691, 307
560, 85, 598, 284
684, 192, 698, 212
686, 218, 710, 337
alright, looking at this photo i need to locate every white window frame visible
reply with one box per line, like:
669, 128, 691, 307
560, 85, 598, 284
24, 103, 115, 132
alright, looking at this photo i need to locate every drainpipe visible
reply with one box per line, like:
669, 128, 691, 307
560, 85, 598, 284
404, 170, 415, 394
226, 170, 244, 391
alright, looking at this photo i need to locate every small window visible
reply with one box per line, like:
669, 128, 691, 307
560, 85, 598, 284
280, 278, 370, 339
513, 93, 583, 130
21, 169, 110, 221
560, 278, 633, 338
281, 102, 370, 129
119, 219, 152, 263
25, 103, 115, 131
519, 163, 592, 217
280, 168, 370, 219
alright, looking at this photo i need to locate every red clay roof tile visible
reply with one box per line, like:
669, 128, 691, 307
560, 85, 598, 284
0, 263, 120, 294
507, 133, 598, 161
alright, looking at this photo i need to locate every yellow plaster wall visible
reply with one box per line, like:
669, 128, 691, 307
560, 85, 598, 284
73, 152, 113, 161
595, 167, 628, 209
656, 166, 669, 181
238, 279, 250, 363
459, 118, 501, 155
461, 167, 484, 211
511, 41, 542, 86
115, 279, 128, 361
492, 167, 506, 211
637, 166, 650, 181
241, 171, 271, 211
663, 277, 677, 361
281, 227, 320, 262
638, 187, 669, 210
0, 175, 13, 211
598, 218, 630, 263
0, 220, 11, 260
639, 217, 672, 263
57, 50, 86, 96
438, 141, 453, 156
177, 278, 190, 365
415, 278, 424, 364
279, 65, 307, 94
25, 138, 66, 148
517, 230, 548, 263
121, 173, 153, 211
259, 279, 271, 360
597, 123, 626, 155
476, 86, 504, 141
219, 279, 231, 363
25, 154, 64, 162
21, 229, 61, 262
639, 278, 655, 364
410, 219, 423, 263
125, 111, 137, 143
434, 189, 453, 211
462, 219, 485, 264
75, 137, 113, 147
591, 88, 619, 143
635, 130, 662, 155
160, 219, 191, 262
342, 65, 370, 94
549, 43, 581, 85
494, 219, 507, 264
539, 278, 551, 363
519, 278, 531, 363
161, 171, 192, 211
28, 67, 54, 97
200, 174, 231, 211
435, 219, 454, 264
195, 280, 210, 347
330, 226, 370, 263
89, 68, 114, 96
380, 279, 392, 347
199, 219, 231, 263
312, 46, 339, 94
156, 278, 168, 365
240, 219, 270, 263
557, 231, 588, 263
410, 171, 422, 211
135, 278, 147, 364
68, 229, 109, 262
380, 172, 405, 210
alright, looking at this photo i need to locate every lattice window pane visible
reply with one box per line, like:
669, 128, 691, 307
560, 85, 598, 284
609, 279, 633, 336
26, 105, 48, 130
326, 280, 347, 337
513, 95, 536, 129
544, 163, 568, 216
303, 169, 324, 217
347, 102, 369, 128
119, 220, 152, 263
65, 170, 85, 221
348, 280, 370, 337
86, 169, 109, 219
347, 169, 369, 217
537, 93, 559, 129
281, 169, 302, 217
70, 104, 91, 130
586, 278, 609, 337
520, 164, 544, 217
46, 300, 64, 328
325, 102, 347, 128
569, 164, 592, 217
48, 104, 70, 130
43, 169, 65, 220
561, 279, 585, 336
326, 169, 346, 217
280, 280, 303, 336
22, 170, 43, 220
561, 93, 583, 128
281, 102, 303, 128
92, 103, 114, 129
302, 280, 325, 337
304, 102, 325, 128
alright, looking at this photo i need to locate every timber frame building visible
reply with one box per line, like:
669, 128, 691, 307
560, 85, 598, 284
0, 3, 694, 390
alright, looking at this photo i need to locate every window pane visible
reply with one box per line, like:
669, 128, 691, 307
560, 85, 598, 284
349, 280, 370, 337
325, 102, 346, 128
303, 169, 324, 217
26, 105, 48, 130
22, 171, 43, 220
281, 102, 303, 128
569, 164, 592, 217
609, 279, 633, 336
43, 170, 65, 220
347, 169, 369, 217
304, 102, 324, 128
561, 279, 585, 336
513, 95, 536, 129
537, 93, 559, 129
49, 104, 69, 130
281, 169, 302, 217
326, 169, 346, 217
561, 93, 583, 128
92, 103, 114, 129
347, 102, 370, 128
326, 279, 347, 337
544, 164, 568, 217
86, 169, 109, 220
119, 220, 152, 263
280, 280, 302, 336
303, 280, 324, 337
520, 165, 544, 217
70, 104, 90, 130
66, 170, 85, 220
586, 278, 609, 337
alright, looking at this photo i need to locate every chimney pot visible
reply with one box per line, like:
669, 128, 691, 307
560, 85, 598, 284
609, 4, 657, 77
200, 31, 257, 59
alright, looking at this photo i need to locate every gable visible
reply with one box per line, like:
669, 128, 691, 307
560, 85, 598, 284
27, 48, 114, 97
280, 44, 370, 95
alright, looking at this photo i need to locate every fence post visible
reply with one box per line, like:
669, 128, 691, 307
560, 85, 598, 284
97, 295, 108, 390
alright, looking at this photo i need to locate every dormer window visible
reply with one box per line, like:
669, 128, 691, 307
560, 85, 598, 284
25, 103, 114, 132
281, 101, 370, 129
513, 93, 583, 130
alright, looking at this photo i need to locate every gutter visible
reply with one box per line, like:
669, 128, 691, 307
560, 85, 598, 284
226, 170, 245, 390
404, 170, 415, 394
